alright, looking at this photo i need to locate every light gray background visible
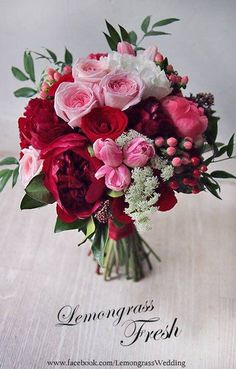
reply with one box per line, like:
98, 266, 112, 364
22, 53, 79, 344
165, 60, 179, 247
0, 0, 236, 154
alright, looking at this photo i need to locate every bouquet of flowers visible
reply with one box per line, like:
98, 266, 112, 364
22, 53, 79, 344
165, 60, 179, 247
1, 17, 235, 281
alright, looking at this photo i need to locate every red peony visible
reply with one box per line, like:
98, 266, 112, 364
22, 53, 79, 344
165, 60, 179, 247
126, 97, 176, 138
80, 106, 128, 142
48, 72, 74, 97
41, 133, 105, 222
18, 98, 72, 150
88, 52, 108, 60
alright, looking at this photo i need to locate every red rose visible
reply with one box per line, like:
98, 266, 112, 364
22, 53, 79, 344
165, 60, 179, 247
48, 72, 74, 97
41, 133, 105, 222
157, 184, 177, 211
18, 98, 72, 150
80, 106, 128, 142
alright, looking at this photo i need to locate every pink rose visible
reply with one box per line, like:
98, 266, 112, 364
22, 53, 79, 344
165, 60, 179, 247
123, 137, 155, 168
93, 138, 123, 167
73, 58, 109, 84
117, 41, 135, 55
99, 71, 144, 111
161, 96, 208, 139
54, 82, 98, 128
95, 164, 131, 191
19, 146, 43, 187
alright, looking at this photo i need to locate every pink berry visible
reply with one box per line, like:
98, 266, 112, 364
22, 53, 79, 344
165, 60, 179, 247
39, 90, 47, 99
200, 165, 208, 172
183, 141, 192, 150
166, 64, 174, 72
181, 76, 189, 85
185, 137, 193, 143
167, 147, 176, 156
172, 157, 182, 167
191, 157, 200, 166
47, 67, 55, 76
192, 187, 201, 194
182, 178, 190, 185
169, 181, 179, 190
154, 52, 164, 63
188, 178, 198, 187
47, 74, 54, 82
41, 82, 49, 92
155, 137, 164, 147
167, 137, 178, 147
53, 71, 62, 81
63, 65, 72, 75
193, 169, 201, 178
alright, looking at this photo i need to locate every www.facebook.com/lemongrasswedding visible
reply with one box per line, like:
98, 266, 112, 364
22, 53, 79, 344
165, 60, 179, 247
56, 299, 182, 346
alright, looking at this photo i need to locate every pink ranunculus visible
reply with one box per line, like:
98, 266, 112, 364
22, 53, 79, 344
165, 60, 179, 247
117, 41, 135, 55
123, 137, 155, 168
19, 146, 43, 187
99, 71, 145, 111
72, 57, 109, 84
95, 164, 131, 191
161, 96, 208, 139
93, 138, 123, 167
54, 82, 98, 128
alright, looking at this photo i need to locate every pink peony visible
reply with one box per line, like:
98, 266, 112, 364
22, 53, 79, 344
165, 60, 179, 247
95, 164, 131, 191
93, 138, 123, 167
123, 137, 155, 168
73, 57, 109, 84
54, 82, 98, 128
19, 146, 43, 187
117, 41, 135, 55
99, 71, 144, 111
161, 96, 208, 139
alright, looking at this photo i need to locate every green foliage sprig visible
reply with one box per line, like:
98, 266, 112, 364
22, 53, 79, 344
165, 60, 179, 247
0, 157, 19, 192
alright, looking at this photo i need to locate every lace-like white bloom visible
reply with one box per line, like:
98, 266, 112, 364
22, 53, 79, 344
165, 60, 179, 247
151, 156, 174, 181
161, 165, 174, 181
105, 52, 172, 100
124, 167, 159, 230
116, 129, 153, 148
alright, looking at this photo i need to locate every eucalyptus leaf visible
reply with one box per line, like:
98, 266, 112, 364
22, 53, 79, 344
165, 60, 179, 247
103, 32, 117, 51
25, 174, 55, 204
211, 170, 236, 179
20, 194, 47, 210
64, 48, 73, 65
0, 169, 13, 192
14, 87, 37, 98
11, 67, 29, 81
141, 16, 151, 33
12, 167, 19, 187
24, 51, 35, 82
105, 20, 121, 44
145, 31, 170, 36
129, 31, 137, 45
227, 134, 234, 157
152, 18, 180, 27
0, 157, 18, 166
118, 25, 130, 42
45, 48, 57, 63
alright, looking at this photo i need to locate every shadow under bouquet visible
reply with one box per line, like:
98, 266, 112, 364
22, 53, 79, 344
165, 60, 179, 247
1, 17, 235, 281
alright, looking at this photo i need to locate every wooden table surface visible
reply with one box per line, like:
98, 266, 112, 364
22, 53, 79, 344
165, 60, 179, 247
0, 177, 235, 369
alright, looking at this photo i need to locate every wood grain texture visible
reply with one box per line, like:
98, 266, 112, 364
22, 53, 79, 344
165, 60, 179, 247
0, 178, 235, 369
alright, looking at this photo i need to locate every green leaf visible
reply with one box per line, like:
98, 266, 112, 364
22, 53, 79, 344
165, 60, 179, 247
24, 51, 35, 82
0, 169, 13, 192
141, 16, 151, 33
211, 170, 236, 179
25, 174, 55, 204
12, 167, 19, 187
14, 87, 37, 98
11, 67, 29, 81
45, 48, 57, 63
91, 224, 108, 266
205, 115, 219, 145
129, 31, 137, 45
105, 20, 121, 44
201, 175, 222, 199
152, 18, 180, 27
87, 145, 94, 157
135, 47, 145, 51
145, 30, 170, 36
20, 194, 47, 210
107, 190, 124, 198
78, 216, 96, 246
118, 25, 130, 42
227, 134, 234, 157
103, 32, 117, 51
54, 217, 87, 233
0, 156, 18, 166
64, 48, 73, 65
